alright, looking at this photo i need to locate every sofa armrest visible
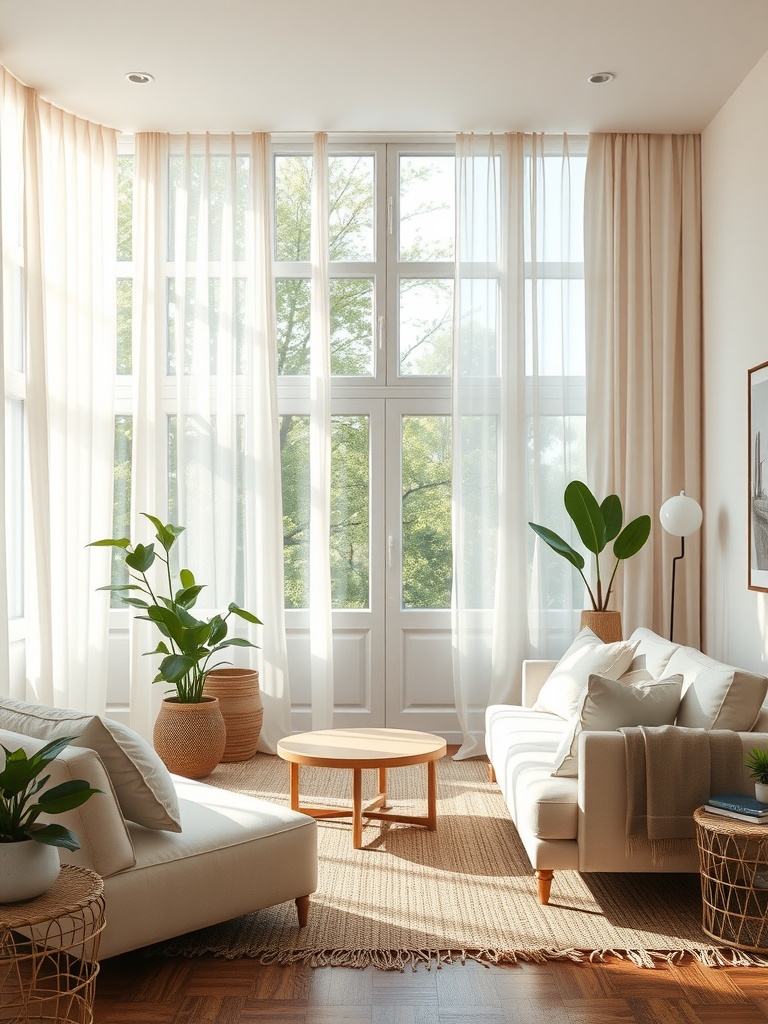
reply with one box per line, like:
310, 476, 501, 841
522, 661, 558, 707
577, 729, 768, 872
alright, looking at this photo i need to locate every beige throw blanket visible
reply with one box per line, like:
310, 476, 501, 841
620, 725, 744, 861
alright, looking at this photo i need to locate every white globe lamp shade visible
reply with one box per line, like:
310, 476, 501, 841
659, 491, 702, 538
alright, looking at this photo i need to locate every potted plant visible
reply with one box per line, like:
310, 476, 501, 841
745, 746, 768, 803
89, 513, 262, 778
0, 735, 101, 902
529, 480, 652, 642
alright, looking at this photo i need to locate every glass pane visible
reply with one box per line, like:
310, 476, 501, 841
117, 155, 133, 261
524, 154, 586, 263
399, 278, 453, 376
331, 416, 369, 609
5, 399, 24, 618
167, 277, 246, 376
110, 415, 133, 604
280, 414, 310, 608
275, 155, 312, 262
277, 278, 375, 377
524, 279, 585, 376
169, 154, 249, 262
331, 278, 374, 375
401, 415, 452, 609
116, 278, 132, 375
329, 156, 374, 262
527, 414, 587, 609
456, 415, 497, 609
399, 156, 455, 261
456, 278, 498, 377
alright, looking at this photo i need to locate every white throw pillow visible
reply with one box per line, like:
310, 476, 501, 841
532, 628, 640, 720
551, 671, 684, 778
0, 698, 181, 832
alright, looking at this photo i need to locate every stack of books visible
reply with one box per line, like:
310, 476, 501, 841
704, 792, 768, 824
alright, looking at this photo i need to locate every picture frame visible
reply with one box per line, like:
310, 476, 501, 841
749, 360, 768, 591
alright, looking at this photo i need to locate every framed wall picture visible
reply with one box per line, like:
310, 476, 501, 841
749, 360, 768, 591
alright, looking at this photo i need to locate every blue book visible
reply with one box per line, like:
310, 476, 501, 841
708, 792, 768, 816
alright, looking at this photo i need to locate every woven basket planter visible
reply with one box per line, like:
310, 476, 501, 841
580, 609, 623, 643
203, 668, 263, 762
152, 696, 226, 779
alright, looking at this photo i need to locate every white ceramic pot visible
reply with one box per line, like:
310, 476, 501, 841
0, 839, 61, 903
756, 782, 768, 805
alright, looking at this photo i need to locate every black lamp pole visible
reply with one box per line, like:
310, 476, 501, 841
669, 535, 686, 643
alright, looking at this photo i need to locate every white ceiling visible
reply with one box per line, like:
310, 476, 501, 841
1, 0, 768, 135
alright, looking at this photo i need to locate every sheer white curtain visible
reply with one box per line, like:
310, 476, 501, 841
129, 132, 292, 749
584, 133, 702, 646
0, 66, 117, 711
452, 133, 584, 757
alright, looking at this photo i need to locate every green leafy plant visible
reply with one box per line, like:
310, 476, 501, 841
746, 746, 768, 786
0, 736, 101, 849
529, 480, 652, 612
89, 513, 262, 703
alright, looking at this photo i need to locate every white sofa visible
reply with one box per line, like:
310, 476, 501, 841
486, 627, 768, 905
0, 699, 317, 959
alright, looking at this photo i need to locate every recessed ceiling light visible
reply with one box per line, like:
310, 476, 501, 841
587, 72, 615, 85
125, 72, 154, 85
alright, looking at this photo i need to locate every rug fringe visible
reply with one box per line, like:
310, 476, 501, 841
146, 944, 768, 971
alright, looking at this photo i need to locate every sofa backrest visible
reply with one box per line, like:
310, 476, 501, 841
0, 728, 136, 877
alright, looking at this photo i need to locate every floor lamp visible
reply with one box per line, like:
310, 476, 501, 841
659, 491, 703, 642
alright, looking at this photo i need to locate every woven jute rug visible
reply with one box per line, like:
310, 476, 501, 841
150, 752, 768, 970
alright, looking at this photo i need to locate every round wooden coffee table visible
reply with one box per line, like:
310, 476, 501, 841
276, 727, 447, 849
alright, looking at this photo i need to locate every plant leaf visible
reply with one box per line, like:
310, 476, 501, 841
87, 538, 130, 549
600, 495, 623, 543
179, 568, 195, 589
528, 523, 585, 570
228, 603, 262, 625
159, 653, 197, 682
36, 780, 102, 814
125, 543, 155, 573
564, 480, 606, 555
613, 515, 652, 560
28, 822, 81, 850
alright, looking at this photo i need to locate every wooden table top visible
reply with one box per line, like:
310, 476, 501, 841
277, 727, 447, 770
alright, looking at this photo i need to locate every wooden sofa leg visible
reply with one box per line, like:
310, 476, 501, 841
535, 869, 554, 905
488, 762, 496, 783
295, 895, 310, 928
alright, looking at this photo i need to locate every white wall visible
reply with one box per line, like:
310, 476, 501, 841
702, 49, 768, 673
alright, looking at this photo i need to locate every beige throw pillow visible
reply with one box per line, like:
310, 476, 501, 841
532, 628, 640, 720
0, 698, 181, 832
551, 671, 684, 778
666, 647, 768, 731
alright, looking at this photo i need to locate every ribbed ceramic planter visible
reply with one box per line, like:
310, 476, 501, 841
203, 668, 263, 761
580, 609, 623, 643
153, 696, 226, 779
0, 839, 60, 903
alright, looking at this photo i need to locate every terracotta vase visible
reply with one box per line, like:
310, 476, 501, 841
203, 668, 263, 762
152, 696, 226, 779
580, 609, 623, 644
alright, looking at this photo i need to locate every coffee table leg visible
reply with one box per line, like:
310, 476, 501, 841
426, 760, 437, 830
378, 766, 388, 809
352, 768, 363, 848
289, 762, 300, 812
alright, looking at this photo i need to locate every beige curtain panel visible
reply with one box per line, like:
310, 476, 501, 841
584, 133, 702, 646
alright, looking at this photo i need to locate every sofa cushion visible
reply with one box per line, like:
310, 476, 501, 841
532, 628, 639, 720
627, 627, 680, 678
665, 648, 768, 731
0, 728, 136, 876
551, 671, 684, 778
0, 698, 181, 832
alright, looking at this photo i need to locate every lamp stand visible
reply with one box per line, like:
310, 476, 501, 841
669, 535, 685, 642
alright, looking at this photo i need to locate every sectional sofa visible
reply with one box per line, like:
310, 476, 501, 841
0, 698, 317, 958
486, 627, 768, 904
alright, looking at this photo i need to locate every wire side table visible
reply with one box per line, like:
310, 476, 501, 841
0, 864, 105, 1023
694, 806, 768, 952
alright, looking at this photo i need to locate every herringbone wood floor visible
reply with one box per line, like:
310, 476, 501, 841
94, 953, 768, 1022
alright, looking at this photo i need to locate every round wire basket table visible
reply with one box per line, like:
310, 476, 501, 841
0, 864, 105, 1023
694, 806, 768, 952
